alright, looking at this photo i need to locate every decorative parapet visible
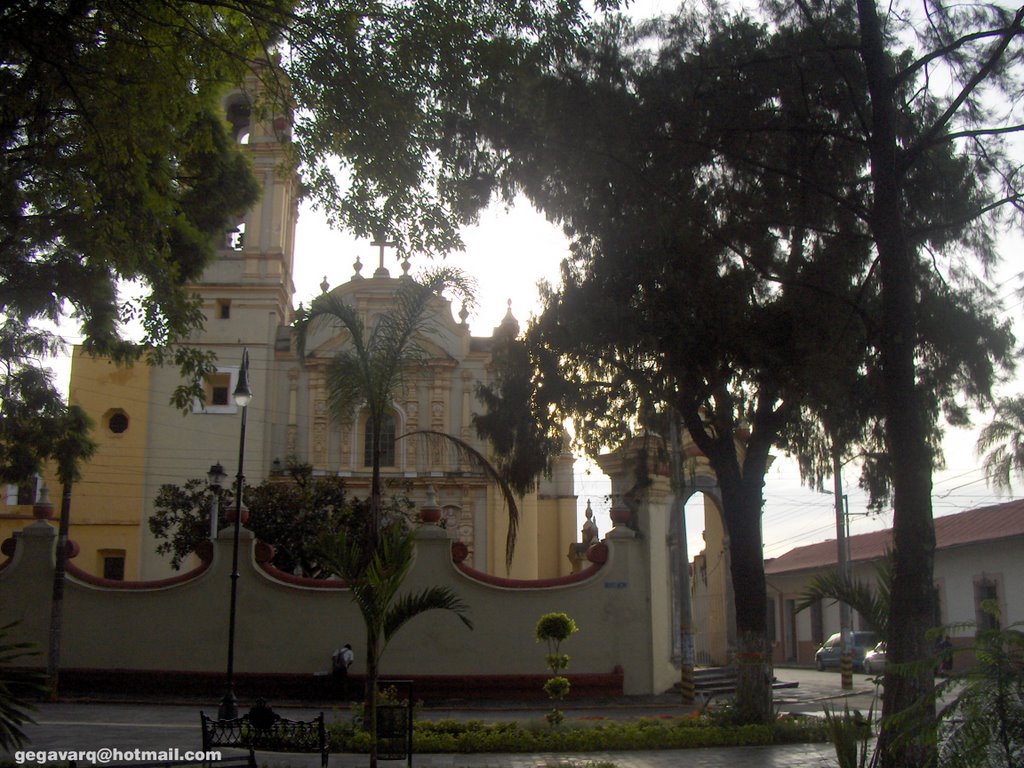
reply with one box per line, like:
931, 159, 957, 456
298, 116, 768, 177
65, 560, 211, 591
452, 542, 609, 589
255, 560, 349, 590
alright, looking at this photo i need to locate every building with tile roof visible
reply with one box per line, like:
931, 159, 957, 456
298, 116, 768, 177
763, 499, 1024, 668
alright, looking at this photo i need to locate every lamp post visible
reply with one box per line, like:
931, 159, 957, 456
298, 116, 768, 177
207, 462, 227, 540
219, 349, 252, 719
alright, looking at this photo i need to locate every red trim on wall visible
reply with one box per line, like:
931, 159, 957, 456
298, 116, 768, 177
256, 561, 349, 589
65, 560, 210, 590
455, 560, 605, 589
46, 667, 624, 701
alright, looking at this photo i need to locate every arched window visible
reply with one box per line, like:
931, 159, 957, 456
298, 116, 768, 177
363, 411, 396, 467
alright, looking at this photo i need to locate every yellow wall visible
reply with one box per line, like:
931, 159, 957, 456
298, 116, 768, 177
63, 349, 151, 577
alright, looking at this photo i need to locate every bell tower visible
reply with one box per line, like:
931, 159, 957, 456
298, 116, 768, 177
193, 65, 299, 348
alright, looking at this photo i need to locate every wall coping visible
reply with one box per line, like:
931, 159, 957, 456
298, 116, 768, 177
454, 560, 605, 590
65, 560, 211, 591
255, 560, 350, 590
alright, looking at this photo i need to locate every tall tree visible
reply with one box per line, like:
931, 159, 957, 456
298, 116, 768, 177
833, 3, 1023, 764
494, 10, 887, 723
439, 4, 1015, 730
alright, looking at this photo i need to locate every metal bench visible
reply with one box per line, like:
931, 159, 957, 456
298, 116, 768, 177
200, 700, 328, 768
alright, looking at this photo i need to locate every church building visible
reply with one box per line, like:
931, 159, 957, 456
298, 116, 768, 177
1, 76, 578, 582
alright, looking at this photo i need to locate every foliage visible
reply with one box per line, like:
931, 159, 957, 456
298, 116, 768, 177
796, 561, 892, 640
536, 613, 578, 645
938, 616, 1024, 768
822, 703, 876, 768
0, 1, 286, 405
0, 320, 66, 487
286, 0, 619, 255
443, 1, 1017, 737
0, 624, 45, 751
327, 712, 829, 753
473, 334, 564, 496
536, 612, 578, 725
977, 395, 1024, 493
318, 521, 472, 768
149, 464, 358, 575
477, 7, 901, 724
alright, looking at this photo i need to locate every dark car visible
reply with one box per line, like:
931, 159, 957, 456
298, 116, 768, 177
863, 641, 887, 674
815, 631, 878, 671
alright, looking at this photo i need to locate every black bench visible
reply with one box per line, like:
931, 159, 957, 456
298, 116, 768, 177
200, 700, 329, 768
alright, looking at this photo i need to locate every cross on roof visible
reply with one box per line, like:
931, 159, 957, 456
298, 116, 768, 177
371, 230, 397, 277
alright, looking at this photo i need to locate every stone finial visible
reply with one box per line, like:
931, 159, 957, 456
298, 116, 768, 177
352, 256, 364, 279
581, 499, 598, 546
495, 299, 519, 337
320, 275, 330, 293
400, 255, 412, 279
459, 302, 470, 326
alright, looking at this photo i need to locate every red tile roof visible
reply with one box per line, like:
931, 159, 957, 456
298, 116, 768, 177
764, 498, 1024, 575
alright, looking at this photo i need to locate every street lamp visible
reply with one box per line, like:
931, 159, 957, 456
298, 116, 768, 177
219, 349, 252, 719
207, 462, 227, 540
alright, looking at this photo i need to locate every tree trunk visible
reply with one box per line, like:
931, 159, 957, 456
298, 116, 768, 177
366, 632, 379, 768
46, 480, 73, 699
857, 2, 938, 765
720, 462, 773, 724
678, 400, 775, 724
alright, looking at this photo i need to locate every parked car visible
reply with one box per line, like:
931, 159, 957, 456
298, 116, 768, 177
862, 641, 887, 674
815, 631, 878, 671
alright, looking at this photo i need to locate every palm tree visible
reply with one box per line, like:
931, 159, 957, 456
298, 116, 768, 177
295, 267, 476, 533
318, 522, 472, 768
796, 559, 892, 640
977, 395, 1024, 492
295, 267, 523, 562
295, 267, 520, 766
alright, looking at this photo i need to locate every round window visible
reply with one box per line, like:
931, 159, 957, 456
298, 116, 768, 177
108, 411, 129, 434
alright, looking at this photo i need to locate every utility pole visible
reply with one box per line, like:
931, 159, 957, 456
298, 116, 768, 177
832, 449, 853, 690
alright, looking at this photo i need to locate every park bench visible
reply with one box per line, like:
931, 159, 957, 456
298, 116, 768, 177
200, 699, 329, 768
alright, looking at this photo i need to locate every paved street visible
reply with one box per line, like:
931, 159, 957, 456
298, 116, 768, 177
3, 669, 885, 768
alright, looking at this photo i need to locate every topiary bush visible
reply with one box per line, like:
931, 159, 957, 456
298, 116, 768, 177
536, 612, 578, 725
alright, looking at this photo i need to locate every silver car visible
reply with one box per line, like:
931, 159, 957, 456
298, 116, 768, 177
815, 631, 878, 671
863, 641, 887, 674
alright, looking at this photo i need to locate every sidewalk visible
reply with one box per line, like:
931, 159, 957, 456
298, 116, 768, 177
3, 669, 876, 768
5, 700, 841, 768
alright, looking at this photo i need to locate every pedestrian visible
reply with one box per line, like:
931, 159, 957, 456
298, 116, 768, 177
936, 635, 953, 674
332, 642, 354, 700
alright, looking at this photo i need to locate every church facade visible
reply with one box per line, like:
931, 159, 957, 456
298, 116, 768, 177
0, 76, 577, 581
